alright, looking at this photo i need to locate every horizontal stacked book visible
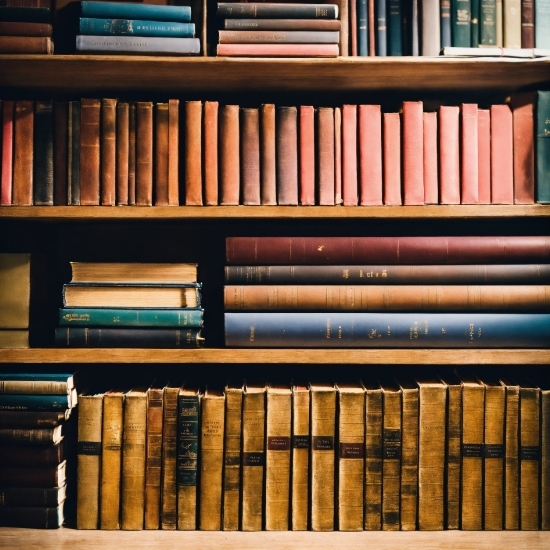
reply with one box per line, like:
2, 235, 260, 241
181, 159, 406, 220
224, 235, 550, 347
0, 4, 53, 53
0, 372, 77, 528
55, 262, 204, 348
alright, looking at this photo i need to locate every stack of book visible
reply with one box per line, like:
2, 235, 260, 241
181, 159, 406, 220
55, 262, 204, 348
0, 4, 53, 53
0, 372, 77, 528
224, 235, 550, 347
216, 2, 340, 57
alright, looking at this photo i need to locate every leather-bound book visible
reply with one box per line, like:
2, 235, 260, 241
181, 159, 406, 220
79, 98, 101, 205
439, 105, 460, 204
128, 102, 138, 204
68, 100, 81, 205
276, 106, 298, 205
219, 105, 240, 205
461, 104, 479, 204
161, 384, 179, 530
0, 21, 52, 36
0, 485, 66, 508
1, 100, 13, 205
144, 384, 163, 530
199, 389, 225, 530
33, 100, 54, 206
168, 99, 179, 206
368, 0, 375, 55
241, 383, 266, 531
116, 101, 129, 205
136, 101, 153, 206
100, 390, 123, 530
0, 441, 64, 467
100, 98, 116, 205
423, 111, 438, 204
511, 93, 535, 204
491, 104, 514, 204
477, 108, 491, 204
216, 43, 339, 56
291, 384, 309, 530
521, 0, 534, 48
402, 101, 424, 204
342, 104, 358, 206
260, 103, 277, 205
310, 382, 336, 531
0, 461, 66, 488
334, 106, 342, 204
299, 105, 315, 205
317, 107, 335, 205
0, 36, 52, 53
12, 100, 33, 205
541, 381, 550, 530
383, 112, 401, 205
241, 107, 261, 205
154, 103, 169, 206
0, 411, 68, 430
204, 101, 219, 205
359, 104, 382, 205
265, 385, 291, 531
53, 101, 68, 206
536, 91, 550, 203
337, 383, 365, 531
184, 100, 202, 205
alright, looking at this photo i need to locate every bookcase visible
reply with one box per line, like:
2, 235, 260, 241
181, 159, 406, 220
0, 54, 549, 548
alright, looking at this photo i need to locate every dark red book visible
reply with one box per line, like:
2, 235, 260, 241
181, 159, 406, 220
439, 105, 460, 204
12, 100, 33, 205
478, 108, 491, 204
100, 98, 116, 206
299, 105, 315, 205
79, 98, 100, 205
136, 101, 153, 206
383, 112, 402, 205
461, 103, 479, 204
1, 100, 13, 205
116, 101, 129, 206
241, 107, 261, 205
276, 106, 298, 205
0, 21, 51, 36
521, 0, 534, 48
359, 104, 382, 205
0, 442, 64, 467
317, 107, 335, 205
220, 105, 240, 205
184, 100, 203, 205
0, 411, 68, 429
168, 99, 179, 206
342, 104, 358, 205
0, 461, 66, 488
402, 101, 424, 205
53, 101, 68, 206
511, 94, 535, 204
423, 112, 438, 204
154, 102, 169, 206
260, 103, 277, 205
204, 100, 219, 206
491, 104, 514, 204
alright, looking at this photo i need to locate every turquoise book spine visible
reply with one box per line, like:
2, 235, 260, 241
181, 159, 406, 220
0, 394, 71, 412
479, 0, 496, 45
79, 18, 195, 38
536, 91, 550, 203
452, 0, 471, 46
80, 2, 191, 23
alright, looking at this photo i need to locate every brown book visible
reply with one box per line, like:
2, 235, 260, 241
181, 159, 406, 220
402, 101, 424, 205
461, 103, 479, 204
317, 107, 335, 205
128, 103, 136, 205
359, 104, 382, 205
511, 93, 535, 204
241, 383, 266, 531
12, 100, 33, 205
241, 107, 261, 205
1, 100, 14, 206
144, 385, 163, 530
203, 101, 219, 206
521, 0, 534, 47
100, 390, 123, 530
79, 98, 101, 205
0, 21, 52, 36
276, 106, 298, 205
491, 104, 514, 204
260, 103, 277, 205
368, 0, 375, 55
53, 101, 68, 206
350, 0, 357, 55
310, 382, 336, 531
383, 113, 402, 205
224, 19, 342, 30
478, 108, 491, 204
184, 100, 203, 205
423, 112, 438, 204
116, 102, 129, 206
161, 384, 179, 530
299, 105, 315, 205
0, 411, 68, 430
154, 103, 169, 206
222, 385, 243, 531
0, 425, 62, 445
337, 383, 365, 531
342, 104, 358, 206
334, 106, 342, 204
291, 384, 309, 531
136, 101, 153, 206
265, 385, 291, 531
0, 442, 64, 467
67, 101, 79, 205
541, 382, 550, 530
168, 99, 179, 206
439, 105, 460, 204
199, 389, 225, 530
76, 392, 103, 529
0, 460, 66, 488
0, 36, 52, 53
216, 43, 339, 56
100, 98, 116, 206
219, 105, 240, 205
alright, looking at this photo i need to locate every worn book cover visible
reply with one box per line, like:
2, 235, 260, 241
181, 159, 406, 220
291, 384, 309, 530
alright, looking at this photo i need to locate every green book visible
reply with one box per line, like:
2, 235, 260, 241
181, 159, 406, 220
479, 0, 496, 45
452, 0, 471, 46
537, 91, 550, 203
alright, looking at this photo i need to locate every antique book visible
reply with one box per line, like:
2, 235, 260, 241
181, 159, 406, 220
341, 104, 358, 205
154, 103, 169, 206
100, 98, 116, 206
79, 18, 195, 37
128, 102, 136, 204
0, 484, 66, 507
423, 111, 438, 204
0, 372, 74, 395
0, 392, 75, 413
334, 106, 342, 204
477, 108, 491, 203
0, 460, 66, 488
0, 425, 62, 445
116, 101, 129, 205
161, 384, 179, 530
1, 100, 13, 205
317, 107, 335, 205
241, 107, 261, 205
388, 0, 403, 54
291, 384, 309, 531
439, 105, 460, 204
12, 100, 33, 205
541, 381, 550, 530
33, 100, 53, 206
79, 98, 101, 205
68, 100, 81, 205
535, 0, 550, 48
536, 91, 550, 203
382, 112, 401, 205
260, 103, 277, 205
184, 100, 203, 205
136, 101, 153, 206
224, 19, 342, 30
276, 106, 298, 205
452, 0, 471, 46
375, 0, 387, 55
504, 0, 521, 47
402, 101, 424, 205
0, 503, 64, 528
80, 2, 192, 21
358, 104, 382, 205
218, 30, 339, 43
0, 7, 51, 23
144, 384, 163, 530
217, 3, 340, 18
511, 93, 535, 204
0, 441, 64, 467
203, 101, 219, 205
521, 0, 534, 47
69, 262, 198, 283
491, 104, 514, 204
76, 36, 200, 54
0, 36, 52, 53
219, 105, 240, 205
0, 21, 51, 36
167, 99, 179, 206
0, 411, 68, 430
53, 101, 68, 206
461, 104, 479, 204
299, 105, 315, 205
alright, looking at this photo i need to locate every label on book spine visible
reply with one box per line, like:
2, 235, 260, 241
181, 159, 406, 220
78, 441, 101, 455
243, 452, 265, 466
484, 444, 504, 458
312, 435, 334, 450
520, 446, 540, 460
462, 443, 483, 457
267, 436, 290, 451
339, 442, 364, 458
293, 435, 309, 448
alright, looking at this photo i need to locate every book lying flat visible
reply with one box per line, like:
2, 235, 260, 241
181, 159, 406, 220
441, 46, 550, 57
0, 373, 74, 395
0, 425, 63, 445
217, 3, 339, 19
0, 441, 65, 467
224, 19, 341, 30
0, 502, 64, 528
70, 262, 198, 283
76, 35, 200, 55
0, 485, 66, 508
80, 1, 191, 22
218, 30, 339, 43
79, 18, 195, 38
217, 43, 339, 56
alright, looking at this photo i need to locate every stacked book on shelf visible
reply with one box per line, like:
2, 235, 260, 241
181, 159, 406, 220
0, 3, 53, 53
0, 372, 77, 528
224, 235, 550, 347
55, 262, 204, 348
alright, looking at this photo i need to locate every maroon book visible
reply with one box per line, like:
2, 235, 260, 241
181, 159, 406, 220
0, 22, 52, 36
12, 100, 33, 206
317, 107, 335, 205
299, 105, 315, 205
276, 106, 298, 205
521, 0, 534, 48
116, 101, 129, 206
1, 100, 14, 205
0, 460, 66, 487
0, 442, 64, 467
511, 94, 535, 204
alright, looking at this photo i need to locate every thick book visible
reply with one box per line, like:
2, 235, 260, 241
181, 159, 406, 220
0, 411, 68, 429
541, 381, 550, 530
317, 107, 335, 205
241, 107, 261, 205
478, 108, 491, 203
218, 30, 339, 43
439, 105, 460, 204
364, 382, 382, 530
461, 103, 479, 204
260, 103, 277, 205
0, 21, 51, 35
0, 442, 64, 467
382, 112, 401, 205
76, 35, 200, 55
217, 43, 339, 56
341, 104, 358, 205
334, 106, 342, 204
0, 36, 52, 53
203, 101, 219, 206
79, 18, 195, 37
144, 384, 163, 530
79, 98, 100, 205
511, 93, 535, 204
154, 102, 169, 206
184, 100, 203, 205
168, 99, 179, 206
219, 105, 240, 205
536, 91, 550, 203
0, 393, 74, 412
0, 372, 74, 395
0, 484, 66, 507
161, 384, 179, 530
299, 105, 315, 205
491, 104, 514, 204
359, 104, 382, 205
276, 106, 298, 205
53, 101, 68, 206
504, 0, 521, 47
1, 100, 13, 205
0, 425, 62, 445
402, 101, 424, 204
0, 503, 64, 528
100, 98, 117, 206
116, 101, 129, 205
0, 460, 66, 488
388, 0, 403, 54
33, 100, 53, 206
291, 384, 309, 531
80, 1, 191, 22
12, 100, 33, 206
0, 6, 50, 23
217, 3, 339, 19
423, 111, 438, 204
224, 18, 342, 30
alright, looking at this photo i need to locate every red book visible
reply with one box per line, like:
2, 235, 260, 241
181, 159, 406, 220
342, 104, 358, 206
220, 105, 240, 205
299, 105, 315, 205
1, 100, 14, 205
423, 112, 438, 204
461, 103, 479, 204
241, 107, 261, 205
216, 43, 339, 56
276, 106, 298, 205
359, 104, 383, 205
204, 101, 219, 206
184, 100, 203, 205
260, 104, 277, 205
116, 102, 129, 206
101, 98, 117, 206
136, 101, 153, 206
478, 109, 491, 204
317, 107, 335, 205
334, 107, 342, 205
402, 101, 424, 205
154, 103, 169, 206
511, 94, 535, 204
79, 98, 101, 205
167, 99, 179, 206
12, 100, 33, 206
53, 101, 68, 206
368, 0, 375, 55
521, 0, 534, 48
491, 104, 514, 204
439, 106, 460, 204
383, 113, 402, 205
350, 0, 358, 55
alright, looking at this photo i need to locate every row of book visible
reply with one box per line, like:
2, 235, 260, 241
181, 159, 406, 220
2, 93, 549, 206
76, 376, 550, 531
224, 236, 550, 347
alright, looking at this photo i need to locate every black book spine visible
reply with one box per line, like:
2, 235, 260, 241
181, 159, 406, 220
0, 505, 62, 528
0, 486, 63, 507
33, 100, 54, 205
68, 100, 80, 205
0, 442, 64, 467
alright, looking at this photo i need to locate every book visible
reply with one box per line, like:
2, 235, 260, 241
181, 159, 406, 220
167, 99, 179, 206
217, 3, 339, 19
1, 100, 13, 205
382, 112, 401, 205
116, 101, 129, 205
33, 100, 53, 206
471, 0, 480, 46
276, 106, 298, 205
136, 101, 153, 206
144, 384, 163, 530
478, 108, 491, 203
100, 98, 116, 206
511, 93, 535, 204
79, 1, 191, 22
291, 384, 309, 531
76, 35, 200, 55
541, 380, 550, 530
0, 36, 52, 53
219, 105, 240, 205
439, 105, 460, 204
0, 6, 50, 22
128, 102, 136, 204
217, 43, 339, 56
402, 101, 424, 204
68, 100, 81, 205
203, 101, 219, 206
154, 102, 169, 205
376, 0, 387, 55
260, 103, 277, 205
0, 425, 62, 445
184, 100, 203, 206
218, 30, 339, 43
79, 18, 195, 37
422, 0, 440, 54
342, 104, 357, 205
0, 411, 68, 429
0, 503, 64, 528
161, 384, 179, 530
0, 442, 65, 468
0, 460, 66, 488
536, 91, 550, 203
335, 105, 341, 202
461, 104, 479, 204
491, 104, 514, 204
317, 107, 335, 205
0, 394, 75, 412
441, 0, 453, 46
53, 101, 68, 206
0, 373, 74, 395
357, 0, 367, 54
504, 0, 521, 47
423, 111, 438, 204
359, 104, 382, 205
481, 0, 497, 44
0, 485, 66, 507
12, 100, 33, 206
241, 107, 261, 205
79, 98, 100, 205
224, 19, 342, 30
299, 105, 315, 205
452, 0, 471, 46
0, 330, 28, 348
535, 0, 550, 48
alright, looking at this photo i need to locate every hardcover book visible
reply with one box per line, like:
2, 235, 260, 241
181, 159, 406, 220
100, 98, 116, 206
161, 384, 179, 530
144, 384, 163, 530
291, 384, 309, 531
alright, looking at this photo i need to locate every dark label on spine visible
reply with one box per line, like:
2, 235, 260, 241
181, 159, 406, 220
520, 446, 540, 461
312, 436, 334, 451
484, 444, 504, 458
292, 435, 309, 449
267, 436, 290, 451
383, 428, 401, 443
366, 445, 383, 458
243, 452, 265, 466
462, 444, 483, 458
77, 441, 101, 455
383, 444, 401, 460
339, 442, 364, 458
225, 454, 240, 466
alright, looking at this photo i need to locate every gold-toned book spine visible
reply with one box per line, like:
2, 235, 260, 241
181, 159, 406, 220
502, 381, 519, 530
542, 388, 550, 530
222, 386, 242, 531
337, 384, 365, 531
310, 383, 336, 532
100, 391, 123, 530
241, 384, 266, 531
144, 386, 163, 530
199, 389, 225, 531
291, 385, 309, 531
364, 385, 383, 530
265, 386, 292, 531
121, 389, 147, 530
76, 393, 103, 529
161, 385, 179, 530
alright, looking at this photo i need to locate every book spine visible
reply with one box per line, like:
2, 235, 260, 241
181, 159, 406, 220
0, 379, 68, 395
276, 106, 298, 205
203, 101, 219, 206
358, 104, 382, 205
241, 107, 261, 205
317, 107, 335, 205
334, 106, 342, 205
291, 386, 309, 530
184, 100, 203, 205
376, 0, 387, 55
127, 102, 136, 204
59, 308, 203, 327
0, 427, 57, 445
260, 103, 277, 205
511, 93, 535, 204
144, 387, 163, 530
116, 102, 129, 205
0, 21, 51, 36
216, 4, 339, 18
439, 105, 460, 204
0, 394, 70, 412
76, 35, 200, 55
100, 98, 116, 206
471, 0, 480, 46
382, 112, 401, 204
461, 103, 479, 204
0, 36, 51, 53
0, 463, 65, 488
339, 0, 349, 56
154, 103, 169, 206
422, 0, 440, 54
299, 105, 315, 205
536, 91, 550, 203
541, 389, 550, 530
79, 98, 100, 205
161, 387, 178, 529
224, 19, 343, 30
423, 112, 438, 204
402, 101, 424, 204
218, 30, 339, 43
0, 411, 66, 430
33, 100, 53, 206
1, 101, 13, 205
504, 0, 521, 47
0, 6, 51, 23
168, 99, 179, 206
12, 100, 33, 205
0, 486, 63, 507
80, 2, 192, 22
504, 384, 520, 529
400, 387, 418, 530
491, 104, 514, 204
446, 382, 461, 529
341, 104, 358, 205
535, 0, 550, 48
351, 0, 358, 55
388, 0, 402, 54
477, 108, 491, 203
136, 102, 153, 206
496, 0, 503, 44
358, 0, 368, 55
216, 43, 339, 56
481, 0, 497, 44
364, 387, 382, 530
452, 0, 471, 46
79, 18, 195, 38
219, 105, 240, 205
0, 505, 62, 528
369, 0, 376, 54
53, 101, 68, 206
441, 0, 452, 46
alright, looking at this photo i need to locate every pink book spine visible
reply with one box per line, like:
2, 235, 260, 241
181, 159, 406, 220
383, 113, 402, 205
359, 104, 382, 205
299, 105, 315, 205
317, 107, 335, 205
461, 103, 479, 204
491, 104, 514, 204
423, 112, 438, 204
439, 106, 460, 204
478, 109, 491, 204
204, 101, 219, 206
1, 100, 14, 205
402, 101, 424, 205
342, 104, 358, 206
512, 94, 535, 204
334, 107, 342, 205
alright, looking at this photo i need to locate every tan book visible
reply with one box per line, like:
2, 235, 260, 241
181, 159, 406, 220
76, 392, 103, 529
167, 99, 179, 206
121, 387, 147, 530
184, 100, 203, 205
241, 383, 266, 531
100, 98, 117, 206
364, 382, 383, 530
144, 385, 163, 530
337, 383, 365, 531
541, 383, 550, 530
310, 382, 336, 532
265, 385, 291, 531
154, 103, 169, 206
199, 388, 225, 531
0, 254, 31, 329
460, 374, 484, 531
136, 101, 153, 206
161, 384, 179, 530
100, 390, 123, 530
291, 384, 309, 531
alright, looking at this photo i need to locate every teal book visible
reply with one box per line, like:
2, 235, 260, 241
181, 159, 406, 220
388, 0, 403, 55
536, 91, 550, 203
80, 1, 191, 23
535, 0, 550, 48
58, 308, 203, 328
0, 394, 73, 412
479, 0, 496, 45
79, 17, 195, 37
471, 0, 479, 46
452, 0, 471, 46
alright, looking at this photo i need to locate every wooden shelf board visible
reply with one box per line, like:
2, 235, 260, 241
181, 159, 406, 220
1, 55, 549, 93
0, 348, 548, 364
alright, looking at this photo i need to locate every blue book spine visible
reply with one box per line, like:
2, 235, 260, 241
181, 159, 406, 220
452, 0, 471, 46
441, 0, 452, 47
471, 0, 479, 46
0, 394, 71, 412
358, 0, 368, 55
535, 0, 550, 49
79, 18, 195, 38
388, 0, 402, 55
225, 312, 550, 348
376, 0, 387, 55
80, 1, 191, 23
177, 391, 199, 488
536, 91, 550, 203
411, 0, 420, 55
